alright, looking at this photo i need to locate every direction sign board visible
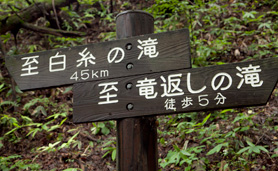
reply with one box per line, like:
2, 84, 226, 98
5, 29, 190, 91
73, 58, 278, 123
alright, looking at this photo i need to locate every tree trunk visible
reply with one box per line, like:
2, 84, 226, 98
0, 0, 77, 35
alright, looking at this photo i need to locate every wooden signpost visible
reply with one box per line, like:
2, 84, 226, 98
5, 28, 190, 90
73, 57, 278, 122
5, 9, 278, 171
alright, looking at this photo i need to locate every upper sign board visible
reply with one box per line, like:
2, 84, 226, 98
73, 58, 278, 123
5, 29, 190, 91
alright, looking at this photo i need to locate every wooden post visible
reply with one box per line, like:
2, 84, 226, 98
116, 11, 158, 171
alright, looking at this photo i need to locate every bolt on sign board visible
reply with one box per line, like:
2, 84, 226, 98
73, 57, 278, 123
5, 29, 190, 91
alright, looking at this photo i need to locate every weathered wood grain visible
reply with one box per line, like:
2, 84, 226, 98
73, 57, 278, 123
115, 10, 158, 171
5, 29, 190, 91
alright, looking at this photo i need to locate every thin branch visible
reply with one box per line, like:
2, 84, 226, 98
52, 0, 61, 30
1, 38, 17, 101
0, 37, 6, 57
25, 0, 32, 5
21, 22, 86, 37
8, 4, 22, 11
7, 5, 23, 19
32, 0, 49, 16
0, 0, 77, 35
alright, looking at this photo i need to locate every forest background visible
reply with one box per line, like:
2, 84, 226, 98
0, 0, 278, 170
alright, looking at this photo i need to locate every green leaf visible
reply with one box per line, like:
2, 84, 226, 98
41, 123, 49, 131
98, 122, 105, 128
48, 125, 60, 132
243, 11, 257, 19
258, 22, 271, 30
68, 131, 79, 143
23, 98, 46, 110
63, 168, 82, 171
169, 152, 180, 164
47, 112, 67, 119
102, 140, 115, 147
220, 109, 233, 114
257, 146, 269, 153
91, 126, 100, 135
180, 150, 191, 156
246, 140, 255, 147
102, 147, 113, 151
0, 83, 4, 90
101, 126, 110, 135
21, 115, 33, 124
240, 126, 250, 132
271, 154, 278, 158
252, 146, 260, 153
26, 128, 41, 138
207, 143, 224, 155
77, 140, 82, 150
59, 143, 68, 149
173, 144, 180, 152
0, 101, 18, 107
33, 106, 47, 116
185, 166, 192, 171
51, 141, 61, 147
15, 86, 23, 94
59, 118, 67, 126
201, 114, 211, 126
224, 163, 229, 170
63, 86, 72, 94
102, 151, 111, 158
4, 127, 20, 136
215, 139, 226, 144
160, 162, 168, 168
195, 114, 211, 127
112, 149, 116, 161
237, 147, 249, 154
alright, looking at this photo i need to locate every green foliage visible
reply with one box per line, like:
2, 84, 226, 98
0, 155, 41, 171
58, 130, 81, 150
0, 0, 29, 12
148, 0, 278, 67
160, 143, 205, 169
0, 101, 18, 112
272, 147, 278, 158
62, 168, 82, 171
91, 121, 115, 135
0, 137, 3, 149
98, 31, 116, 41
1, 114, 19, 128
37, 141, 61, 153
48, 36, 85, 48
158, 105, 276, 170
23, 97, 49, 111
0, 33, 11, 44
207, 142, 229, 156
102, 137, 116, 161
237, 140, 268, 155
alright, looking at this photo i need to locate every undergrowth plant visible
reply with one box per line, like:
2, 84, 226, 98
0, 155, 41, 171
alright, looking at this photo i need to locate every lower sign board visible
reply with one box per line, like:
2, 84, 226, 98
73, 58, 278, 123
6, 29, 190, 91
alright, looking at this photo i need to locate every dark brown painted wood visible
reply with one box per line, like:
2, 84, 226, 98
73, 57, 278, 122
114, 10, 158, 171
5, 28, 190, 91
116, 117, 158, 171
